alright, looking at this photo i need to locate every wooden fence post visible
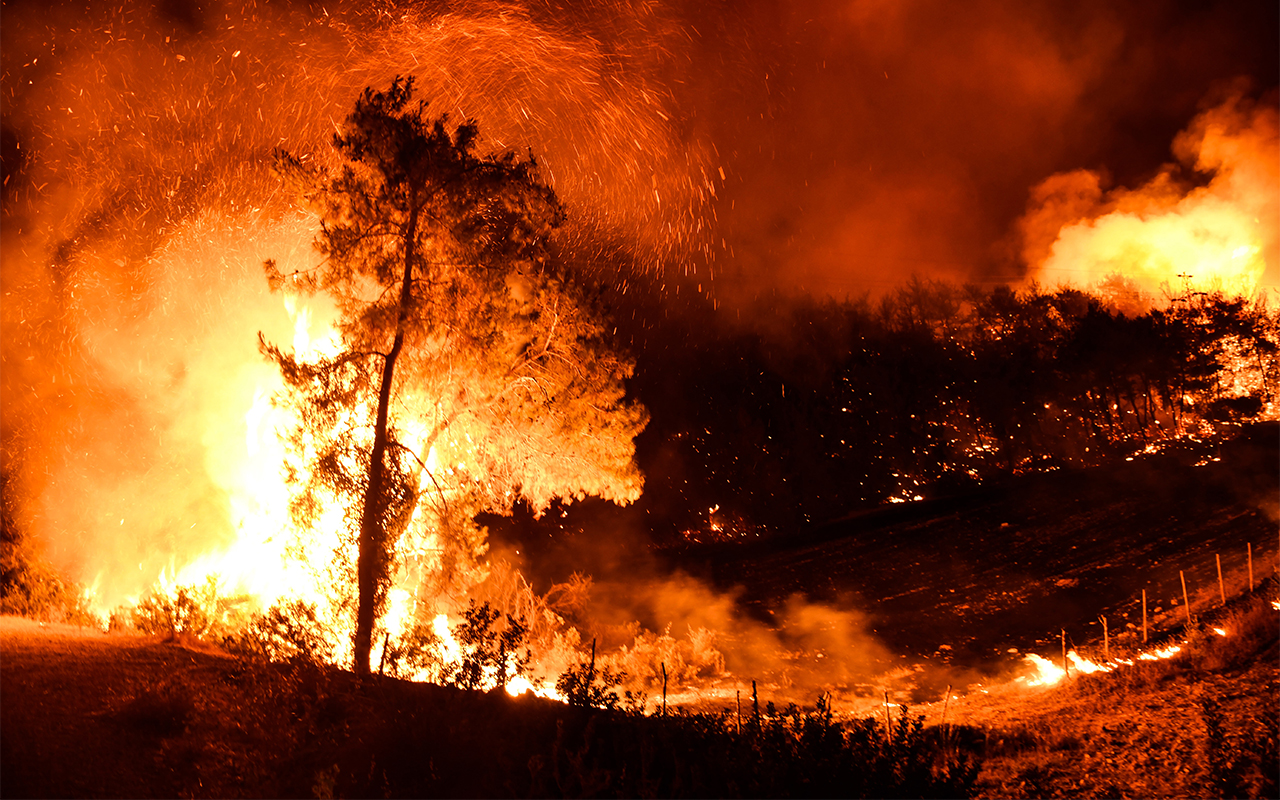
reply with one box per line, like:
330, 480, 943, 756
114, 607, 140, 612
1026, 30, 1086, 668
1142, 589, 1148, 644
1180, 570, 1192, 628
661, 661, 667, 717
1061, 629, 1069, 679
1248, 543, 1253, 591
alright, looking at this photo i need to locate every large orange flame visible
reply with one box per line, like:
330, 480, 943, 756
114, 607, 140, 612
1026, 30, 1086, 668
1022, 95, 1278, 305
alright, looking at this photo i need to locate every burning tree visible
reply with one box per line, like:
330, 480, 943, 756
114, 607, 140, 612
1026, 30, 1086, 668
263, 78, 646, 675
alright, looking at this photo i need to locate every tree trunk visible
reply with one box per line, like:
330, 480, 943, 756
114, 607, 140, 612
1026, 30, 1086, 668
353, 205, 420, 676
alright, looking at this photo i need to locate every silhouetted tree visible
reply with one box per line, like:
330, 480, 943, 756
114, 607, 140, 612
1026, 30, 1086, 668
264, 78, 646, 674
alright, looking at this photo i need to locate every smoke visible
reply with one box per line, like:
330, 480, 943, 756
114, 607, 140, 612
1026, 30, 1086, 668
1018, 90, 1279, 306
693, 0, 1277, 306
488, 510, 898, 706
1, 0, 1274, 701
1, 0, 717, 606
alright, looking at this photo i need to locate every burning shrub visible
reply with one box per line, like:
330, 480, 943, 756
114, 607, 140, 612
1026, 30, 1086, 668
131, 576, 251, 640
133, 585, 209, 638
231, 599, 334, 665
444, 600, 532, 692
605, 623, 727, 692
0, 551, 95, 626
556, 640, 645, 712
0, 475, 96, 626
378, 622, 444, 680
543, 571, 594, 622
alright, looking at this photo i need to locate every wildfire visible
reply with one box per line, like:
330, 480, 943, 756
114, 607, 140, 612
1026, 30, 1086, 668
1020, 641, 1187, 687
1022, 95, 1278, 304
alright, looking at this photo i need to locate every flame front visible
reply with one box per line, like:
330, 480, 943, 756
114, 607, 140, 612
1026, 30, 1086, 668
162, 294, 346, 609
1020, 642, 1186, 687
1023, 96, 1278, 303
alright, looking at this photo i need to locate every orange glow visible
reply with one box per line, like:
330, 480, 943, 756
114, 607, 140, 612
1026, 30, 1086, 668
1020, 641, 1186, 687
1024, 97, 1278, 304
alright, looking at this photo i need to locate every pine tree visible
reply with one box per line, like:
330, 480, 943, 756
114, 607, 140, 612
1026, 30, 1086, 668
263, 78, 645, 675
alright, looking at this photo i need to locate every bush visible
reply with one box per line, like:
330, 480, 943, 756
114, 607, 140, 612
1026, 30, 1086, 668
378, 621, 444, 680
556, 641, 630, 711
133, 585, 210, 638
445, 600, 531, 692
130, 576, 251, 640
229, 599, 333, 665
0, 476, 97, 626
526, 697, 980, 798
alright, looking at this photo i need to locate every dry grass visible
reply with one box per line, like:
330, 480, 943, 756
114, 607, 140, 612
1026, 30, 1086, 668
944, 583, 1279, 799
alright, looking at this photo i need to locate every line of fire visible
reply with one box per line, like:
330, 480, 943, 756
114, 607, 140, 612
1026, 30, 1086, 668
1, 1, 1277, 797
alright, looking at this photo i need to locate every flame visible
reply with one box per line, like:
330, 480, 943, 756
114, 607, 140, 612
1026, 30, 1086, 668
1023, 95, 1278, 302
1020, 640, 1187, 687
1020, 653, 1066, 686
1136, 643, 1183, 661
158, 295, 346, 611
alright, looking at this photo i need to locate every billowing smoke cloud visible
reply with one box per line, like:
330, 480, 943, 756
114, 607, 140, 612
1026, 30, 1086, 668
1017, 91, 1279, 306
1, 0, 718, 605
699, 0, 1277, 305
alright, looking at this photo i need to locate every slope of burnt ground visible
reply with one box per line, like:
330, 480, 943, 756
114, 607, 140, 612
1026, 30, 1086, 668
684, 423, 1278, 689
0, 618, 977, 799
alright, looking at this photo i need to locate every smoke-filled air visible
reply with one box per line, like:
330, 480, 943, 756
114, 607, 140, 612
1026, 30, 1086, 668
1020, 93, 1278, 307
2, 2, 1278, 787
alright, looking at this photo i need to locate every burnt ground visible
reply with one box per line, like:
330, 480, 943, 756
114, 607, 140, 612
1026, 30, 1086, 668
679, 423, 1279, 696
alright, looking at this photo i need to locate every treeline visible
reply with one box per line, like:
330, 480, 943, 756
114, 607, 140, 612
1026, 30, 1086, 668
631, 281, 1279, 541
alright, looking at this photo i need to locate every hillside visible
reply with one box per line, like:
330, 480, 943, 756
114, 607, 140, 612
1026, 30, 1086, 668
682, 423, 1279, 698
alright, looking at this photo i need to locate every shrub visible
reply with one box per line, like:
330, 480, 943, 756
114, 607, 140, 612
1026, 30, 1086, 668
527, 696, 980, 798
379, 621, 444, 680
131, 576, 253, 640
229, 599, 333, 665
0, 481, 97, 626
445, 600, 531, 691
556, 640, 630, 711
133, 585, 210, 637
